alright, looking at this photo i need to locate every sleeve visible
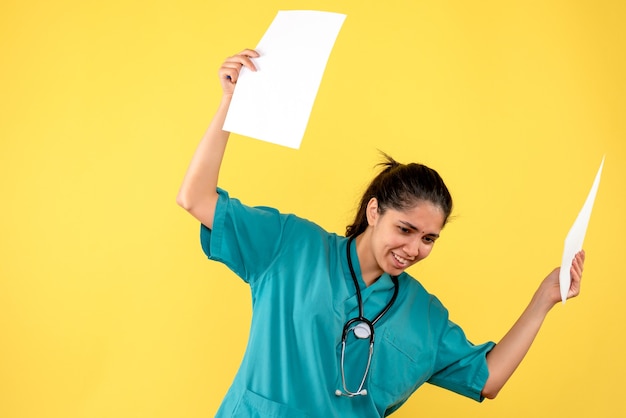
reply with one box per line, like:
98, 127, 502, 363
199, 188, 287, 284
427, 298, 496, 402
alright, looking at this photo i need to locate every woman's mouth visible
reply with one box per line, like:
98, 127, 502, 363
392, 252, 410, 268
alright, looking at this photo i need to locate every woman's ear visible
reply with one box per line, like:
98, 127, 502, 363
366, 197, 379, 226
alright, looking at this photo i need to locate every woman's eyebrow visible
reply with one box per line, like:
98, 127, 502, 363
399, 220, 418, 231
399, 220, 440, 237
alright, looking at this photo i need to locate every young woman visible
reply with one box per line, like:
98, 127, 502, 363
177, 49, 585, 417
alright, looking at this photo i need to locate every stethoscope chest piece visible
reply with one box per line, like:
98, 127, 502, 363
353, 322, 371, 339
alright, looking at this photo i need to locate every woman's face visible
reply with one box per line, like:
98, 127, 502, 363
366, 198, 445, 276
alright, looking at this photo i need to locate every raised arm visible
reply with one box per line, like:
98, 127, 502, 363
176, 49, 259, 228
481, 250, 586, 399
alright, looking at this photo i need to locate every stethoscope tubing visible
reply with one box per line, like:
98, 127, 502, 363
337, 236, 399, 397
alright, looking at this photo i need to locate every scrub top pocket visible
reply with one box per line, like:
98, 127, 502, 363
232, 390, 310, 418
368, 327, 434, 406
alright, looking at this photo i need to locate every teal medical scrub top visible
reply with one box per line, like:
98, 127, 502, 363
201, 189, 495, 417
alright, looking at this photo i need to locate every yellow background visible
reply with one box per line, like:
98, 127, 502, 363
1, 0, 625, 417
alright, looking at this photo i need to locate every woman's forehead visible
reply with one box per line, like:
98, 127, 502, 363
385, 201, 446, 229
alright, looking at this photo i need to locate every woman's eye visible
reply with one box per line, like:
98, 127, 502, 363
399, 226, 410, 233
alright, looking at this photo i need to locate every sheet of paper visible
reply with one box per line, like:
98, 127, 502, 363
223, 10, 346, 149
559, 156, 604, 303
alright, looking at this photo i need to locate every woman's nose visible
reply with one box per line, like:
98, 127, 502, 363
404, 238, 420, 258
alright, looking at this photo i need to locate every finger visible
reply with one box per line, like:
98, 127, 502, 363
219, 57, 254, 82
569, 274, 581, 297
569, 262, 583, 295
218, 61, 253, 85
570, 258, 582, 281
219, 66, 240, 84
568, 266, 582, 298
237, 48, 260, 58
577, 250, 586, 268
224, 51, 259, 72
223, 55, 255, 69
573, 252, 585, 275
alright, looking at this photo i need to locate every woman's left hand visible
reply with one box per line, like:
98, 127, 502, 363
538, 250, 586, 308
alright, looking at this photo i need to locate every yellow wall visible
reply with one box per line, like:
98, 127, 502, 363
1, 1, 625, 417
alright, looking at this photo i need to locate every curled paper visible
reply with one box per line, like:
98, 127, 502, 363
559, 156, 604, 303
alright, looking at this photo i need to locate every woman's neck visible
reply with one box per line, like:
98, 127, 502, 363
354, 232, 384, 287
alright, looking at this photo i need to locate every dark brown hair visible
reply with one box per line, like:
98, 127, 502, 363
345, 153, 453, 237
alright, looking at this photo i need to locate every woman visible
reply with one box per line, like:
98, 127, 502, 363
177, 49, 585, 417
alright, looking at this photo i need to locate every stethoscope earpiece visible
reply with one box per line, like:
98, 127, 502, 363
335, 388, 368, 397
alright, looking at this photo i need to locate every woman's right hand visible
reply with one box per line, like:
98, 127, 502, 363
218, 49, 259, 95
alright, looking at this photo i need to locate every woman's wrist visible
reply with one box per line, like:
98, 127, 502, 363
529, 286, 557, 318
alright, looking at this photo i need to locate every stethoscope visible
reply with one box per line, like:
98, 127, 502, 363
335, 236, 400, 398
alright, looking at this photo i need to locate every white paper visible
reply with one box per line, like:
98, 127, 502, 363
559, 156, 604, 303
223, 10, 346, 149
